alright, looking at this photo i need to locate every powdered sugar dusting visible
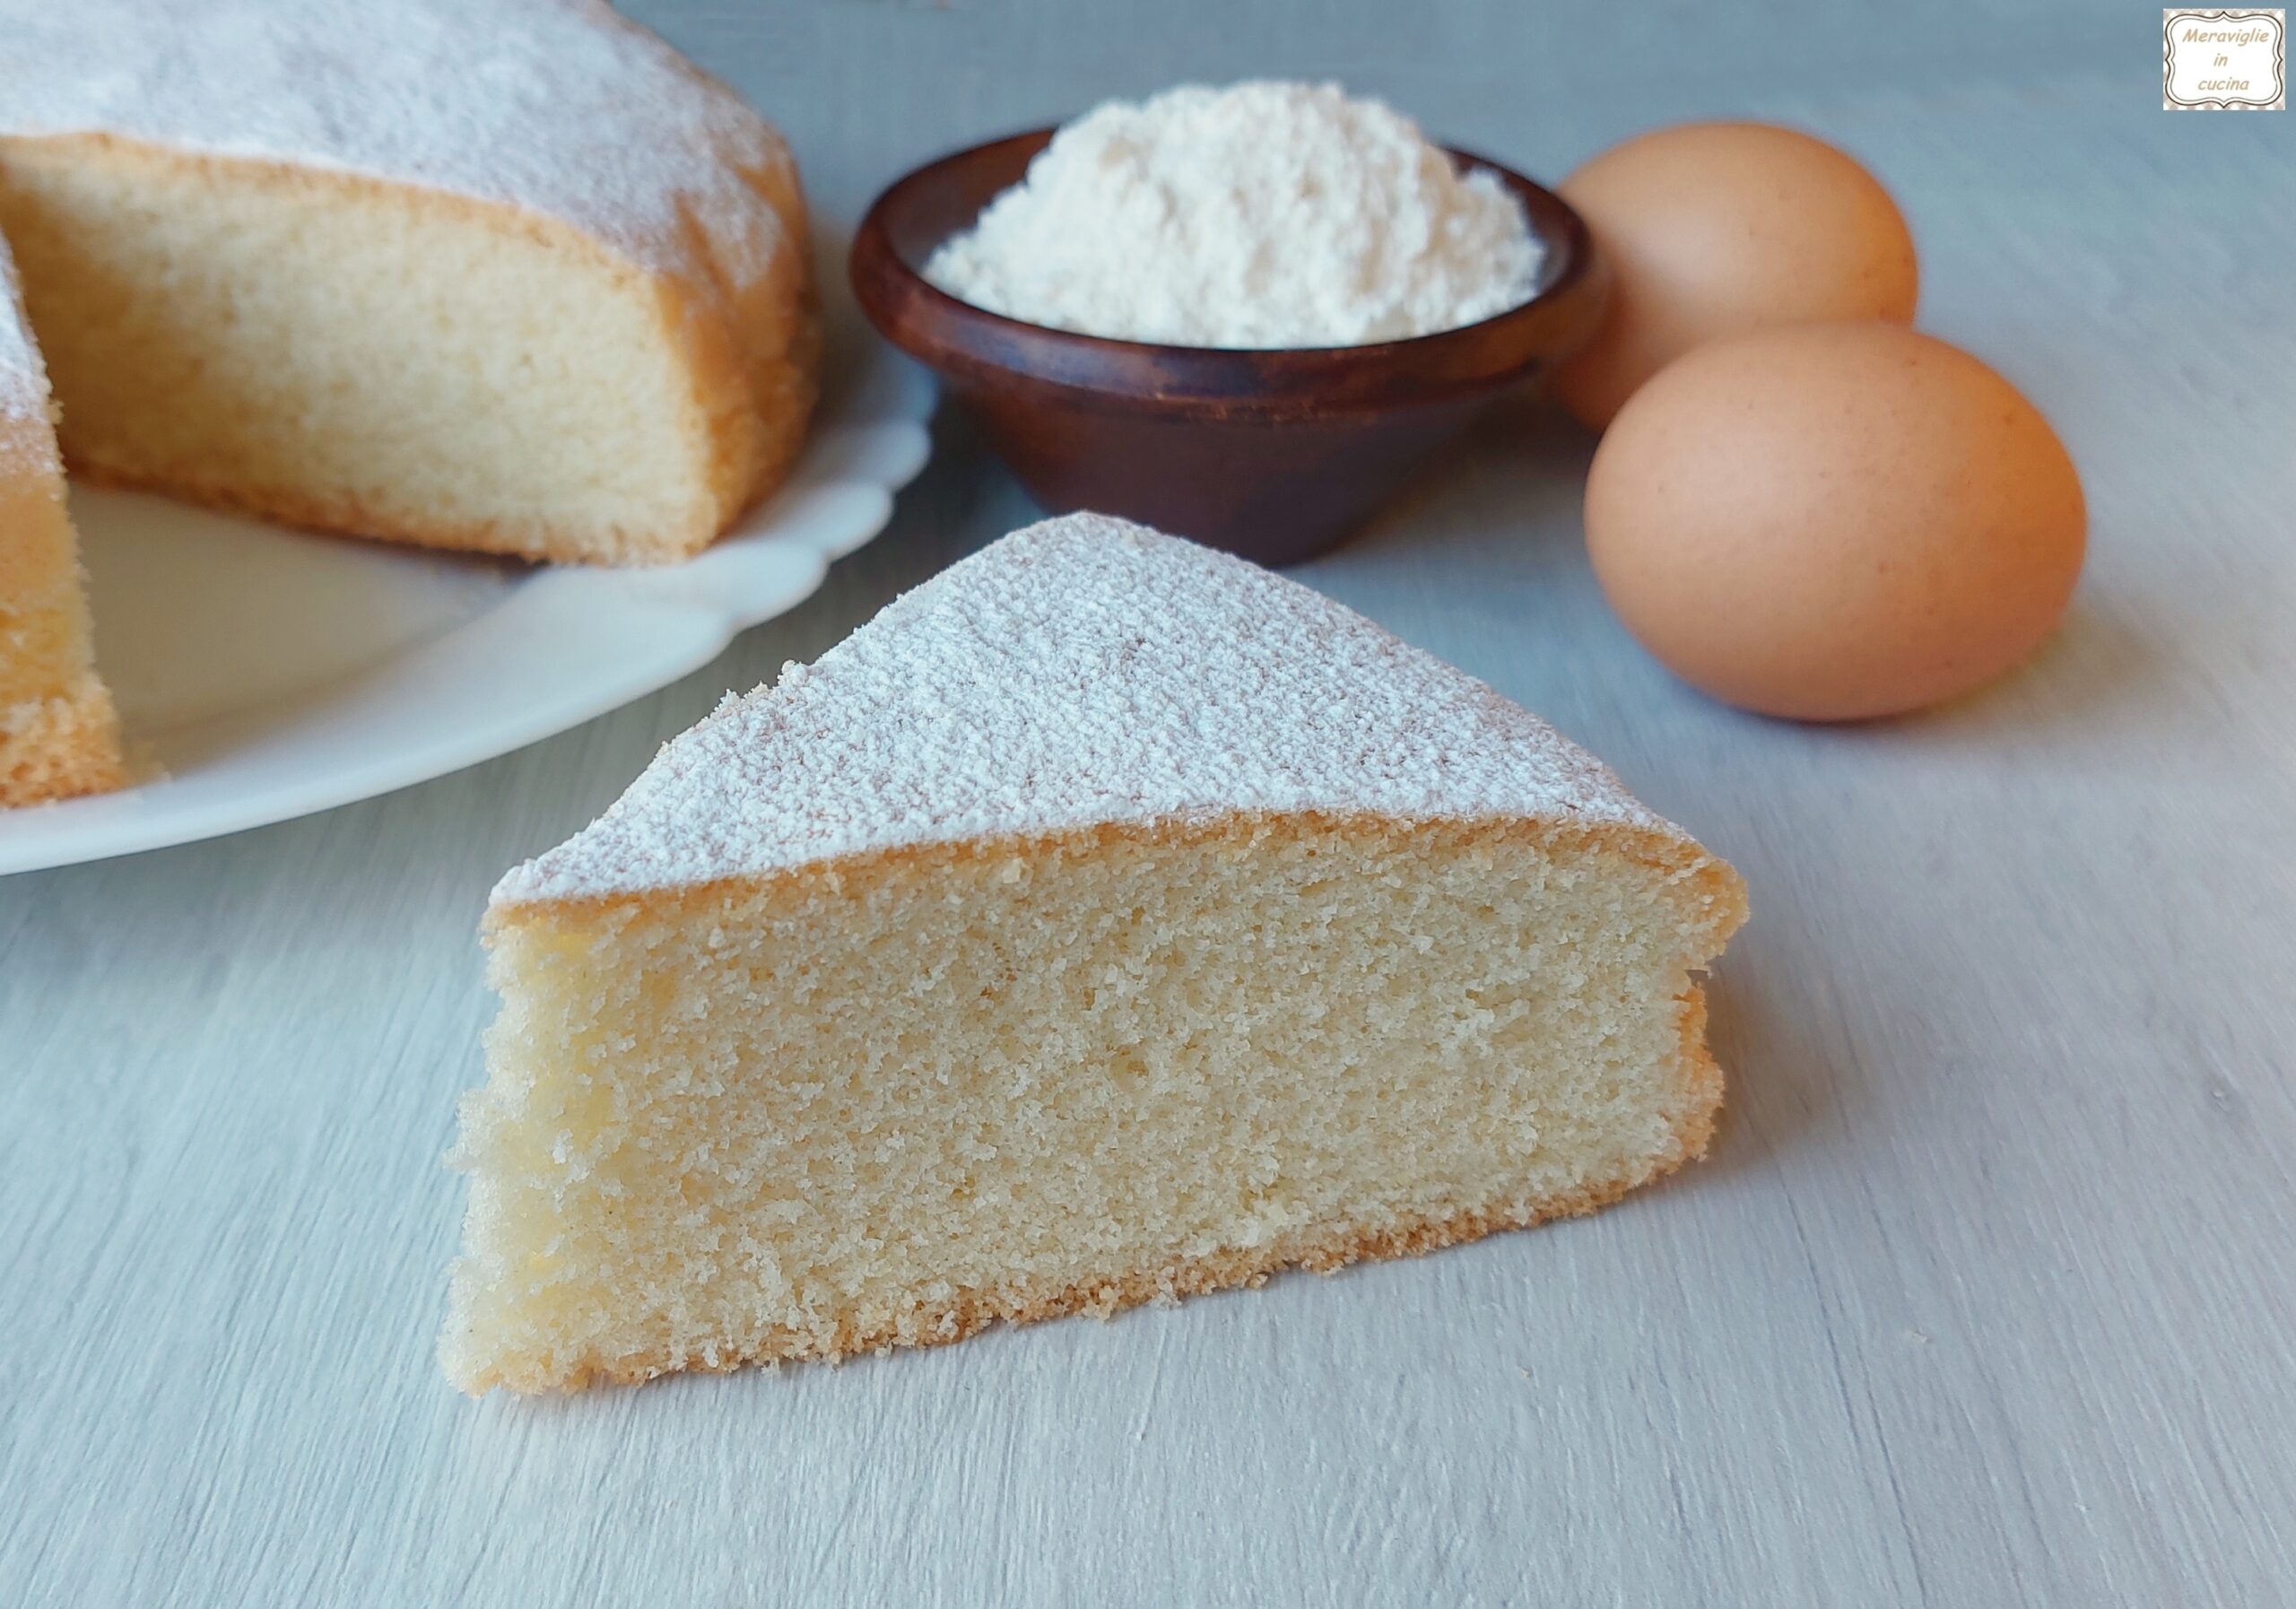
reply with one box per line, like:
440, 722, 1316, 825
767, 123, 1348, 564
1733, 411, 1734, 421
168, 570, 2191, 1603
498, 516, 1675, 905
0, 0, 796, 283
0, 238, 57, 478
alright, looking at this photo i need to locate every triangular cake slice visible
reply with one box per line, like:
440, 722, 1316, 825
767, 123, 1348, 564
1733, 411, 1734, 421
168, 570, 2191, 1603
442, 514, 1748, 1394
0, 233, 121, 804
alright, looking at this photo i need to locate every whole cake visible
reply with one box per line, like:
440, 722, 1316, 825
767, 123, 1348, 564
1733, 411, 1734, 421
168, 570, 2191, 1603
0, 0, 814, 574
441, 514, 1748, 1394
0, 235, 120, 804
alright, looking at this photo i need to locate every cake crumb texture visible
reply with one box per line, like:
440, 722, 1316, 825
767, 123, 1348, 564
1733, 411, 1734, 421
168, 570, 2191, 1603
0, 230, 122, 804
0, 674, 124, 806
446, 817, 1741, 1394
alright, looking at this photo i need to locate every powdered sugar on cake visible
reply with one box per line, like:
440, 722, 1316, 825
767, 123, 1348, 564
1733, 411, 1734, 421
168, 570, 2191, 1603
0, 0, 796, 283
0, 242, 54, 475
498, 516, 1674, 904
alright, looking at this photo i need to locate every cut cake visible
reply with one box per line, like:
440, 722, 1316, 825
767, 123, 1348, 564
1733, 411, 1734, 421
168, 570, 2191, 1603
0, 0, 815, 569
0, 233, 120, 804
0, 0, 816, 804
442, 514, 1748, 1394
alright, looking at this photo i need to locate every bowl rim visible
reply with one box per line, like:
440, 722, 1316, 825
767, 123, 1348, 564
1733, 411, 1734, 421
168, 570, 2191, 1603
848, 126, 1607, 417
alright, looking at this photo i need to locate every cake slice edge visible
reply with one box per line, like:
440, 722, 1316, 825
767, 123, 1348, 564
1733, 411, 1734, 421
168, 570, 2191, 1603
1, 231, 125, 806
0, 672, 124, 805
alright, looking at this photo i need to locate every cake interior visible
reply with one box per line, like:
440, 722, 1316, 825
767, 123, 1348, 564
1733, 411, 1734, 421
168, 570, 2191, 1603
0, 135, 749, 564
0, 365, 122, 804
443, 813, 1742, 1395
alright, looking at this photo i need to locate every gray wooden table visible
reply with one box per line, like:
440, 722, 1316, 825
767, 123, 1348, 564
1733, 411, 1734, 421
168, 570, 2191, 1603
4, 4, 2290, 1604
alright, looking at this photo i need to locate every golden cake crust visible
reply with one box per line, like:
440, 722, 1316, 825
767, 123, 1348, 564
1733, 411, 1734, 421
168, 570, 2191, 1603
488, 808, 1744, 933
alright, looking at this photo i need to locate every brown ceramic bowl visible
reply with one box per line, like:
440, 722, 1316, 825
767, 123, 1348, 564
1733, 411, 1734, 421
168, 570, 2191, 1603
849, 128, 1608, 566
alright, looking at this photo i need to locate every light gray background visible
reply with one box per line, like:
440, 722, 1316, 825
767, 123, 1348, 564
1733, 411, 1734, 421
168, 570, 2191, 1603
4, 3, 2291, 1604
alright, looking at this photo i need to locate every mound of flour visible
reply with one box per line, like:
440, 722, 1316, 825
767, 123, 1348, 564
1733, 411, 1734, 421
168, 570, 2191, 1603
923, 82, 1542, 349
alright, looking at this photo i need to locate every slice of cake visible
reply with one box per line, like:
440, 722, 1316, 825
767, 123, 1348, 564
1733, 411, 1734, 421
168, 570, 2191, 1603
441, 514, 1748, 1394
0, 232, 121, 804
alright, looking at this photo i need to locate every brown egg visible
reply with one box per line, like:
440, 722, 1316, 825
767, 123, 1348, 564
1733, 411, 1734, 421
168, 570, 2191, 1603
1584, 323, 2086, 722
1555, 121, 1918, 429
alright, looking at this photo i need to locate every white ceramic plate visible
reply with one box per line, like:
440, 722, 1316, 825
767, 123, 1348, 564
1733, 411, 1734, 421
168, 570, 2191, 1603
0, 283, 932, 878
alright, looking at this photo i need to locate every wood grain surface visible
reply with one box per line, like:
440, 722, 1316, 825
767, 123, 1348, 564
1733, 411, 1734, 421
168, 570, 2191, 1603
4, 3, 2291, 1604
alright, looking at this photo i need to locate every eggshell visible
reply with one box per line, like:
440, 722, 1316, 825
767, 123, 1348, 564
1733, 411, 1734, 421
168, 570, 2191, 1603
1555, 121, 1918, 428
1583, 323, 2086, 722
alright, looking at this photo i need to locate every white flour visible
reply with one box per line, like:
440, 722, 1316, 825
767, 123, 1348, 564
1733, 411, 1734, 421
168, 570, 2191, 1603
924, 82, 1543, 350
